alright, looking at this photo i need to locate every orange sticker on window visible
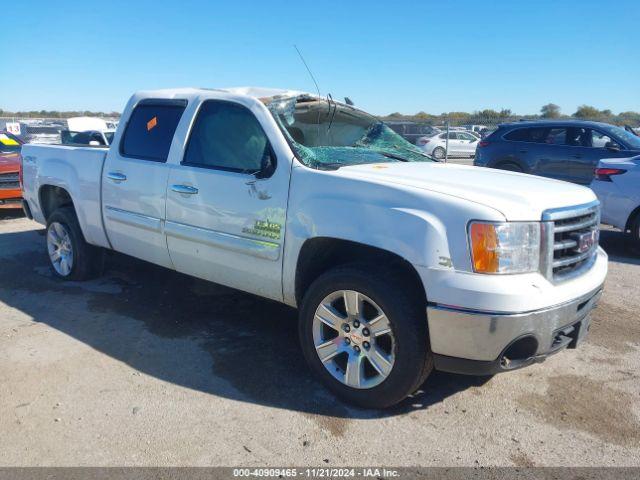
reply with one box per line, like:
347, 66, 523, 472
147, 116, 158, 131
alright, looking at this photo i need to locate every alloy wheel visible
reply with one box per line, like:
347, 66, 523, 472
312, 290, 396, 389
47, 222, 74, 276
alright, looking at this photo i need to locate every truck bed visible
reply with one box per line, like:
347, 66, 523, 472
21, 144, 111, 248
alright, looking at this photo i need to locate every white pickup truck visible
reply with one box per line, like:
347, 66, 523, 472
21, 87, 607, 408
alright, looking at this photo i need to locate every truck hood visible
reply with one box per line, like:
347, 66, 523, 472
336, 162, 597, 221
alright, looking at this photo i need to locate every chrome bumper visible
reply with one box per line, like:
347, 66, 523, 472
428, 285, 603, 375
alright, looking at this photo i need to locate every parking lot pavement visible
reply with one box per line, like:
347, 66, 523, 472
0, 210, 639, 467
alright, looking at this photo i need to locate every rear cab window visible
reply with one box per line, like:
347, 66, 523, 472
120, 99, 187, 162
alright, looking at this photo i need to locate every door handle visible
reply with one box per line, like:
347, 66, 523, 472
106, 172, 127, 182
171, 184, 199, 195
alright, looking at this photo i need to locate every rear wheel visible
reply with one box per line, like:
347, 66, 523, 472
46, 207, 102, 280
299, 265, 433, 409
432, 146, 446, 160
631, 212, 640, 248
495, 161, 523, 172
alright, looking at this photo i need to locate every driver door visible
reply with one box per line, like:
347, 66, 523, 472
164, 99, 290, 301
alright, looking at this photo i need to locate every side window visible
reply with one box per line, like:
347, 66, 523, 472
183, 100, 271, 173
565, 127, 589, 147
504, 128, 530, 142
590, 130, 614, 148
447, 132, 458, 140
121, 101, 187, 162
545, 128, 566, 145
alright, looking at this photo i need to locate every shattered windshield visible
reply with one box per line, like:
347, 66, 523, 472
267, 96, 432, 169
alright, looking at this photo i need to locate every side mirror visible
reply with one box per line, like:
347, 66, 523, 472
605, 141, 620, 152
89, 140, 101, 146
255, 150, 275, 179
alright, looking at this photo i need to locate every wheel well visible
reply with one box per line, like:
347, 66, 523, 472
494, 160, 525, 172
625, 205, 640, 231
39, 185, 74, 221
295, 237, 426, 307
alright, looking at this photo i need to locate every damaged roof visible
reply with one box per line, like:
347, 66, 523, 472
130, 86, 314, 104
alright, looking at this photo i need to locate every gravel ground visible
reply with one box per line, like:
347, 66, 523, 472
0, 209, 638, 467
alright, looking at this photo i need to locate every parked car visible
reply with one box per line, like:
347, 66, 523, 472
591, 155, 640, 246
417, 131, 479, 159
21, 87, 606, 408
386, 121, 441, 143
0, 131, 23, 208
61, 129, 115, 146
462, 124, 488, 135
474, 120, 640, 185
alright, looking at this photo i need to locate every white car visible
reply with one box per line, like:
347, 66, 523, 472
417, 131, 479, 159
591, 155, 640, 245
21, 87, 606, 408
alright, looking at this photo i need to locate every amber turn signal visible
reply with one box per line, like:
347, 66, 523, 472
469, 223, 499, 273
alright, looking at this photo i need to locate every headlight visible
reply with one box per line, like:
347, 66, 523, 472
469, 221, 541, 274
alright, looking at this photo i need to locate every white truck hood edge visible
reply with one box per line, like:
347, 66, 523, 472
335, 162, 597, 221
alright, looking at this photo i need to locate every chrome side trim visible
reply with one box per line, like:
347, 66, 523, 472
103, 206, 162, 232
164, 220, 280, 261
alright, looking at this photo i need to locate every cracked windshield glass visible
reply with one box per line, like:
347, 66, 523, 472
268, 96, 432, 169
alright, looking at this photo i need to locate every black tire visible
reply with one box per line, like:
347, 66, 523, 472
495, 162, 523, 172
631, 212, 640, 248
46, 206, 102, 281
299, 264, 433, 409
432, 146, 446, 160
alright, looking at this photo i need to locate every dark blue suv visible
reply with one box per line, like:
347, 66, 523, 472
474, 120, 640, 184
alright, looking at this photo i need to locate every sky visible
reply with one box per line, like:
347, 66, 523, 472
1, 0, 639, 116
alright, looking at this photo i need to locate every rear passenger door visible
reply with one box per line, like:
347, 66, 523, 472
446, 132, 464, 155
102, 99, 187, 268
529, 127, 582, 183
164, 98, 291, 301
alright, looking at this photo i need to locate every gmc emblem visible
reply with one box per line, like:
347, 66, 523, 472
576, 230, 598, 253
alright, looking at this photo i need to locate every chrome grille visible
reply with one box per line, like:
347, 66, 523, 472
0, 172, 19, 189
541, 201, 600, 282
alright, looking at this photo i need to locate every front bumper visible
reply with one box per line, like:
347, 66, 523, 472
429, 284, 603, 376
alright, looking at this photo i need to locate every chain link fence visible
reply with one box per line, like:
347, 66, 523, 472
0, 117, 119, 145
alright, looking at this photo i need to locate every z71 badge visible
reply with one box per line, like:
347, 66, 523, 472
242, 220, 282, 240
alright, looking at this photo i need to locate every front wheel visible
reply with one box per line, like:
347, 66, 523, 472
299, 265, 433, 409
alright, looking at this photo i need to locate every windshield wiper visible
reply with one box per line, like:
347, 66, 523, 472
380, 152, 409, 162
315, 162, 347, 170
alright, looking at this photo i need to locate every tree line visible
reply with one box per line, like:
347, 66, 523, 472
2, 104, 639, 126
0, 109, 120, 119
380, 104, 640, 126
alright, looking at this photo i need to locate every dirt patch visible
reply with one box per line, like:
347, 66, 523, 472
589, 301, 640, 354
518, 375, 640, 448
510, 451, 535, 467
304, 413, 348, 437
